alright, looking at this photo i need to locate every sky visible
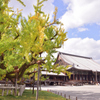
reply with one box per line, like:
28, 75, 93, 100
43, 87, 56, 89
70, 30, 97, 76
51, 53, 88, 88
8, 0, 100, 63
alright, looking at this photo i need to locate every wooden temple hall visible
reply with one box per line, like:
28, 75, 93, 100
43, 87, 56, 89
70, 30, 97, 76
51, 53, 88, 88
41, 71, 67, 85
41, 52, 100, 85
54, 52, 100, 85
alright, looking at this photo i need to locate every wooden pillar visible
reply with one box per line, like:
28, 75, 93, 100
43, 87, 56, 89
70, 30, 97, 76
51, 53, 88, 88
70, 75, 72, 80
73, 73, 75, 80
66, 76, 67, 81
89, 74, 90, 82
77, 74, 78, 80
64, 76, 66, 82
85, 75, 86, 81
76, 74, 77, 80
82, 73, 83, 84
87, 74, 88, 82
99, 75, 100, 83
79, 74, 80, 80
88, 74, 89, 81
96, 71, 97, 83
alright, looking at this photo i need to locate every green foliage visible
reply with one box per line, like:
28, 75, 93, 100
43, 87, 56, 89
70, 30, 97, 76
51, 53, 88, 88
0, 0, 68, 83
17, 0, 26, 7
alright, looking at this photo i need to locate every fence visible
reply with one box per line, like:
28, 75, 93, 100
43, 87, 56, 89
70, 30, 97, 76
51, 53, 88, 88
49, 90, 78, 100
0, 84, 25, 96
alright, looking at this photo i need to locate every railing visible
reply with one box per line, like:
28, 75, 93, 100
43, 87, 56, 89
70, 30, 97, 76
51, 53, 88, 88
0, 84, 25, 96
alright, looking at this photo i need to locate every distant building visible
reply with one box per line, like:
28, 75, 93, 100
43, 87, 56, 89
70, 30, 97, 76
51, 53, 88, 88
55, 52, 100, 85
41, 71, 66, 85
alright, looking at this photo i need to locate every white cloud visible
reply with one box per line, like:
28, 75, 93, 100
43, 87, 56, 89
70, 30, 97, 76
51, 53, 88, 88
41, 0, 54, 20
57, 38, 100, 64
60, 0, 100, 30
62, 0, 70, 4
8, 0, 36, 17
8, 0, 54, 20
97, 23, 100, 25
78, 28, 88, 32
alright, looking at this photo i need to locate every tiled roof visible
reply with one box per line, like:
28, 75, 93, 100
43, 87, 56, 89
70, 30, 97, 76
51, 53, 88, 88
59, 52, 100, 72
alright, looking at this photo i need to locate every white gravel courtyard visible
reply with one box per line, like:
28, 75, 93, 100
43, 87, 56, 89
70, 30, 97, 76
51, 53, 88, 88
26, 85, 100, 100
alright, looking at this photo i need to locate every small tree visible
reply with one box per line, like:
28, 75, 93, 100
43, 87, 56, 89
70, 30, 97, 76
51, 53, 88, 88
0, 0, 68, 98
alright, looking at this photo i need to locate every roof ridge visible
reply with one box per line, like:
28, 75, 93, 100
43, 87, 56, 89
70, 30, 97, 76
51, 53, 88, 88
59, 52, 92, 59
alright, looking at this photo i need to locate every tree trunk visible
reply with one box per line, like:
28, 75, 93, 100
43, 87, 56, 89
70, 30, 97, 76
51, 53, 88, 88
36, 65, 40, 100
15, 74, 17, 96
32, 74, 35, 94
39, 75, 41, 91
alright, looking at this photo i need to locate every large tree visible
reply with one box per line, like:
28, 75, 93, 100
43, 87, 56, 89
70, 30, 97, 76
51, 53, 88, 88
0, 0, 68, 84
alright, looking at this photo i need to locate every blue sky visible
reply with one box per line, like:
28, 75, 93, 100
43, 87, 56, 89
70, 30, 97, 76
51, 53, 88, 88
8, 0, 100, 63
53, 0, 100, 40
53, 0, 67, 18
68, 24, 100, 40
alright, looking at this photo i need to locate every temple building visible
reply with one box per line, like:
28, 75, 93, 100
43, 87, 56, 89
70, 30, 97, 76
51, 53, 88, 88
54, 52, 100, 85
41, 71, 66, 85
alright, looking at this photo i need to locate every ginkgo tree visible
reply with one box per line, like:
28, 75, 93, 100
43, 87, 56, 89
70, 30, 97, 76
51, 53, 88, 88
0, 0, 68, 87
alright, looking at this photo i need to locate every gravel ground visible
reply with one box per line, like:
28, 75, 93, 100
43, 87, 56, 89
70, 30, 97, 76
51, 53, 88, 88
26, 85, 100, 100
